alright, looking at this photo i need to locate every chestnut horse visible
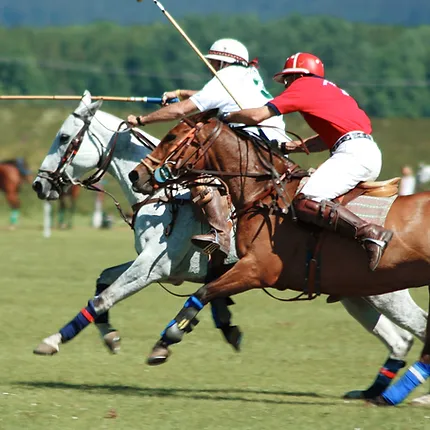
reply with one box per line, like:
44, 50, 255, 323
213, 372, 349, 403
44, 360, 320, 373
129, 112, 430, 406
0, 158, 32, 228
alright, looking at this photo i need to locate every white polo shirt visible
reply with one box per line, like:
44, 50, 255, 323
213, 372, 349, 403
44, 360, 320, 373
190, 65, 288, 143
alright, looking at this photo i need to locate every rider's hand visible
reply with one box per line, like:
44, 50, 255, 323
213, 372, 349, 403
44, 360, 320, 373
161, 91, 179, 106
127, 115, 142, 127
283, 140, 301, 151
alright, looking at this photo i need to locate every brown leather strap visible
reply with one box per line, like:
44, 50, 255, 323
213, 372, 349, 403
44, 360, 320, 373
305, 233, 324, 298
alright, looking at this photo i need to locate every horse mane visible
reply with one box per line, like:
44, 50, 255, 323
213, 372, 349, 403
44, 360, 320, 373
185, 109, 219, 123
172, 109, 305, 179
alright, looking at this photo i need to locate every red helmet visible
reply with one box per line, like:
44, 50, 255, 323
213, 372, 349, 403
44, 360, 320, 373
273, 52, 324, 83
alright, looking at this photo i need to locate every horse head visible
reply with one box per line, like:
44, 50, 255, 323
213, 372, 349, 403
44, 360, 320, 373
129, 110, 299, 209
33, 90, 103, 200
128, 110, 218, 194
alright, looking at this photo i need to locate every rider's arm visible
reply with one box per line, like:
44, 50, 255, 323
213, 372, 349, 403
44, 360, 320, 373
162, 89, 198, 104
286, 135, 327, 153
176, 89, 198, 100
223, 105, 275, 125
128, 99, 198, 126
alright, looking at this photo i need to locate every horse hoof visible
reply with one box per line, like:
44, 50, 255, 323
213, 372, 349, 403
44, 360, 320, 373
221, 325, 242, 352
103, 331, 121, 354
366, 396, 392, 407
410, 394, 430, 406
33, 342, 59, 356
147, 341, 171, 366
343, 390, 366, 400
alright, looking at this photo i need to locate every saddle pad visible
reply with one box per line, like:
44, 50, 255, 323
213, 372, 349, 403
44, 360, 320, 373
345, 195, 397, 226
296, 176, 397, 226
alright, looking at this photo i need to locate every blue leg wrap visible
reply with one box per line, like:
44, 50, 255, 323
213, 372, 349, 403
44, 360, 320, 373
160, 296, 204, 344
184, 295, 204, 311
382, 361, 430, 405
59, 300, 97, 342
364, 358, 406, 398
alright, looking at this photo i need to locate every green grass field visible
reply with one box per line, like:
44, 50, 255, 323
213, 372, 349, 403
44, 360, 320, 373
0, 224, 430, 429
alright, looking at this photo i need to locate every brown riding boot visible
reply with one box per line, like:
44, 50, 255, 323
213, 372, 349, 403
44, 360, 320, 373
293, 194, 393, 271
191, 186, 232, 258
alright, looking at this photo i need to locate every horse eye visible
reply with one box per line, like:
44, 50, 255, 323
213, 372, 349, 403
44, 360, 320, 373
164, 133, 176, 143
59, 133, 70, 143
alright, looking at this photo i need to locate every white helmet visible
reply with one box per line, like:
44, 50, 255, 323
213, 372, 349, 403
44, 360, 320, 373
205, 38, 249, 65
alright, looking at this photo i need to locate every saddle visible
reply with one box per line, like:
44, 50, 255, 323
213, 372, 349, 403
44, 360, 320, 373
336, 177, 401, 206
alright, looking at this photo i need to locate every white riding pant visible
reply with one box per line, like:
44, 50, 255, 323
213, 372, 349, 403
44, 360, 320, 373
300, 136, 382, 202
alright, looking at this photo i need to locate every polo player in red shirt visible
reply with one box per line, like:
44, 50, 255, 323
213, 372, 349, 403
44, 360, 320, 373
223, 52, 393, 271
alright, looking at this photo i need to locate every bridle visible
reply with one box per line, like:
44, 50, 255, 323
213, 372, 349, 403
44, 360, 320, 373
37, 111, 136, 192
139, 117, 223, 188
37, 112, 135, 227
140, 117, 286, 192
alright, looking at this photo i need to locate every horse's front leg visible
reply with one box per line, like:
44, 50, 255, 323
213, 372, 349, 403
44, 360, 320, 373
148, 254, 273, 365
33, 252, 168, 356
93, 261, 134, 353
372, 286, 430, 406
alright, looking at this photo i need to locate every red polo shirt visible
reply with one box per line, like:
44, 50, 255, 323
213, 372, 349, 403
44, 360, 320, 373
267, 76, 372, 148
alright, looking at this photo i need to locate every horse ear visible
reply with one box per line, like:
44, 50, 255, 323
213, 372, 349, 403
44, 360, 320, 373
75, 98, 103, 118
80, 90, 92, 107
87, 99, 103, 117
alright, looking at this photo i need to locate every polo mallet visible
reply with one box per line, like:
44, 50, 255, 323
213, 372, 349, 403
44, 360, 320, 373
138, 0, 244, 109
0, 95, 178, 103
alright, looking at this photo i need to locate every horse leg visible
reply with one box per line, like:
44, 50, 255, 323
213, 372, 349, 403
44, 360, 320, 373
58, 199, 66, 229
374, 287, 430, 406
93, 261, 134, 354
341, 297, 410, 399
210, 298, 242, 351
148, 254, 268, 365
67, 198, 76, 229
206, 261, 243, 352
5, 190, 20, 228
33, 250, 166, 356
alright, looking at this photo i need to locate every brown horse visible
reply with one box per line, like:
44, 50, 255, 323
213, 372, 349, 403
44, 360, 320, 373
129, 112, 430, 406
0, 158, 33, 228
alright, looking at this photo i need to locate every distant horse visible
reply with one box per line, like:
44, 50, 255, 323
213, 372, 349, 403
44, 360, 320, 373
129, 112, 430, 406
0, 158, 32, 228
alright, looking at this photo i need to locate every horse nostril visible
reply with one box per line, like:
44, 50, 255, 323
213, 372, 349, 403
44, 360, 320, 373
128, 170, 139, 184
32, 181, 42, 193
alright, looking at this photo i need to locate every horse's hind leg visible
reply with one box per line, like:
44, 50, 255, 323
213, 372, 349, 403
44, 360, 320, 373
374, 287, 430, 406
341, 297, 411, 399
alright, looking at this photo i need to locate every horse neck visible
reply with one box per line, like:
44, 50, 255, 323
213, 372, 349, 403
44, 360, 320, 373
207, 130, 298, 209
93, 111, 159, 207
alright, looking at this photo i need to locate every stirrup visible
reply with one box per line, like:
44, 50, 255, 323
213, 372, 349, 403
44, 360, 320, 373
191, 229, 221, 255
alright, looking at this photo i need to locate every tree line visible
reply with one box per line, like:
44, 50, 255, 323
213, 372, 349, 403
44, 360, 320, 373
0, 15, 429, 117
1, 0, 430, 27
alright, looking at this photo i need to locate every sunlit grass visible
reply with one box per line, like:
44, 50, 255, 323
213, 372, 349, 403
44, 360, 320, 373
0, 226, 429, 429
